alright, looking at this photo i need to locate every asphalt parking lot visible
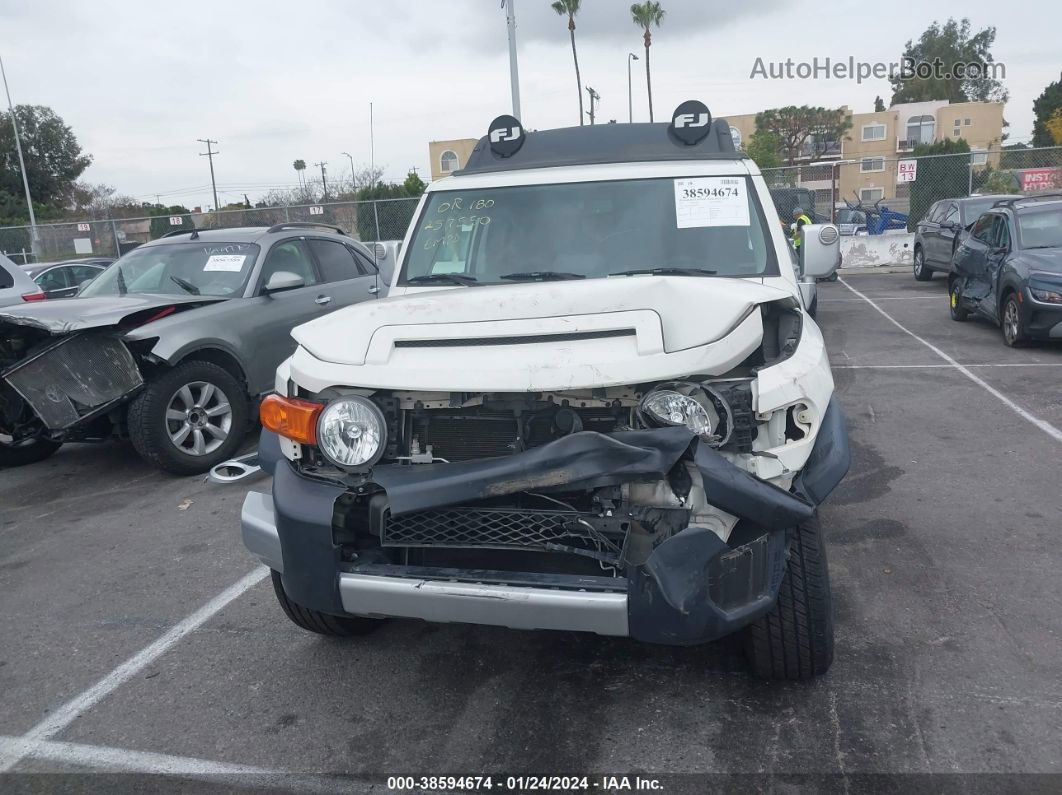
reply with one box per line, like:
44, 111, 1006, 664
1, 270, 1061, 792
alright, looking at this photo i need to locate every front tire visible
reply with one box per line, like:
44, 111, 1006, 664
127, 360, 249, 475
0, 436, 62, 468
1000, 293, 1028, 348
271, 571, 382, 636
745, 515, 834, 680
949, 279, 969, 322
913, 247, 933, 281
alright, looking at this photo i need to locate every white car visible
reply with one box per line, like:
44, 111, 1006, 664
239, 102, 850, 680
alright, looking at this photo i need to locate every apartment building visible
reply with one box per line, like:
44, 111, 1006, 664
428, 138, 479, 181
724, 100, 1005, 208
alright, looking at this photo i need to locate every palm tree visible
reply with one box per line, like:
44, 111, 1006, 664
630, 1, 665, 122
293, 159, 306, 188
551, 0, 584, 126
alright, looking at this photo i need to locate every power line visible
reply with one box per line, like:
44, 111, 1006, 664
197, 138, 220, 211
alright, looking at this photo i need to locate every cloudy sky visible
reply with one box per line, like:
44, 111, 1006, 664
3, 0, 1059, 210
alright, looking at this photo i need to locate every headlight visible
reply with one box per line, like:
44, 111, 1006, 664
316, 396, 386, 468
639, 382, 735, 446
1030, 287, 1062, 304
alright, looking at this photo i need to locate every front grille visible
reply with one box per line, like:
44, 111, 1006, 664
383, 507, 617, 551
394, 329, 635, 348
3, 332, 143, 430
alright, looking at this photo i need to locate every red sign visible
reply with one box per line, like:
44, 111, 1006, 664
1021, 168, 1061, 192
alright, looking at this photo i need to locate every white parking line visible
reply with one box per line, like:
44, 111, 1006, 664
0, 566, 269, 773
834, 363, 1062, 369
820, 296, 941, 302
0, 736, 363, 793
839, 277, 1062, 444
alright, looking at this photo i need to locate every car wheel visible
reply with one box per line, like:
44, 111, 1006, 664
913, 247, 933, 281
949, 279, 968, 322
744, 515, 834, 680
271, 571, 383, 636
127, 360, 249, 475
0, 435, 62, 468
1001, 293, 1028, 348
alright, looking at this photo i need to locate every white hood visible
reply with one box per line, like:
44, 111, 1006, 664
290, 277, 793, 392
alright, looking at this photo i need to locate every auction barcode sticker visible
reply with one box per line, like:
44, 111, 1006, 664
674, 178, 750, 228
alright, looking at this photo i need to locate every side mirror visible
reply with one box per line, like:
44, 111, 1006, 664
263, 271, 305, 294
800, 224, 841, 280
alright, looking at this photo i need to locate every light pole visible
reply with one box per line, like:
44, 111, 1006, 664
627, 53, 638, 123
586, 87, 600, 125
341, 151, 356, 194
502, 0, 521, 118
0, 54, 37, 246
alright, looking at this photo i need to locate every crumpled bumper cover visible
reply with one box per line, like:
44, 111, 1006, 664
253, 398, 851, 645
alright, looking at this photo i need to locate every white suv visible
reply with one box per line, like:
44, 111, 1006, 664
239, 102, 849, 680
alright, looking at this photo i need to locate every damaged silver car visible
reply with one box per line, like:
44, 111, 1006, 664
0, 224, 384, 473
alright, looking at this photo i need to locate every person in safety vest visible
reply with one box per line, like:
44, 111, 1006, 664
791, 207, 813, 249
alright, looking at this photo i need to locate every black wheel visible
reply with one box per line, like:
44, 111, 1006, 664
1000, 292, 1028, 348
949, 279, 968, 322
271, 570, 382, 636
913, 247, 933, 281
0, 436, 62, 468
745, 515, 834, 680
127, 360, 249, 475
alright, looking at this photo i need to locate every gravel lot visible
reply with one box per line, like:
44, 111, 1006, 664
2, 271, 1061, 792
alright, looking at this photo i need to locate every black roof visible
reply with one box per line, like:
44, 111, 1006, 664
457, 119, 743, 176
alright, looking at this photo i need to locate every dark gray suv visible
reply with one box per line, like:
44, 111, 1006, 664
0, 223, 386, 473
912, 195, 1015, 281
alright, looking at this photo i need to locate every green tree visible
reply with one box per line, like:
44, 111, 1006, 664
293, 158, 307, 188
401, 171, 426, 196
551, 0, 584, 126
889, 18, 1007, 105
148, 205, 194, 239
1032, 74, 1062, 147
755, 106, 852, 166
907, 138, 971, 229
630, 2, 665, 122
746, 130, 782, 171
0, 105, 92, 222
874, 96, 886, 113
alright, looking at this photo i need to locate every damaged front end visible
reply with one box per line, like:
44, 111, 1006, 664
247, 371, 850, 645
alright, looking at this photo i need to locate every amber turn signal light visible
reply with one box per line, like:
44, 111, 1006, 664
260, 394, 322, 445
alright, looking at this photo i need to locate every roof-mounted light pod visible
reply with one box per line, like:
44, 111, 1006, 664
669, 100, 713, 146
488, 114, 525, 157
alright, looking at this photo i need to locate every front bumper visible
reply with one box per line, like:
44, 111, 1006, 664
243, 399, 850, 645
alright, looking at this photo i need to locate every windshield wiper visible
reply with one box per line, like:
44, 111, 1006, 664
500, 271, 586, 282
609, 267, 718, 277
169, 275, 201, 295
406, 273, 479, 286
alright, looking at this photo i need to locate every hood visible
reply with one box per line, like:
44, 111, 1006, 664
288, 277, 795, 392
0, 294, 226, 334
1022, 249, 1062, 275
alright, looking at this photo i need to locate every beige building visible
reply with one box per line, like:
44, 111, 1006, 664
724, 100, 1005, 209
428, 100, 1005, 208
428, 138, 479, 181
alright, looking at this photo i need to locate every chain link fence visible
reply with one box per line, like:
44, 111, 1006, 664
0, 197, 421, 265
761, 145, 1062, 232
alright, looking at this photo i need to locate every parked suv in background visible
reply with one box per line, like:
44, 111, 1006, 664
949, 194, 1062, 346
241, 103, 850, 680
0, 253, 44, 307
913, 195, 1015, 281
21, 258, 112, 299
0, 223, 385, 472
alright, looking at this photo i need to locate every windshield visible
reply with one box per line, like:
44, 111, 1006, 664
400, 176, 776, 284
80, 242, 261, 298
1017, 207, 1062, 249
963, 198, 1007, 224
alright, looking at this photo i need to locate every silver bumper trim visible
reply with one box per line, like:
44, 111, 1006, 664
339, 573, 630, 636
241, 492, 283, 573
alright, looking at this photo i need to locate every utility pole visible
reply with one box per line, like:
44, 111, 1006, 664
315, 161, 328, 201
626, 56, 633, 124
586, 87, 600, 125
502, 0, 521, 119
341, 151, 356, 194
198, 138, 219, 212
0, 54, 37, 247
369, 102, 376, 189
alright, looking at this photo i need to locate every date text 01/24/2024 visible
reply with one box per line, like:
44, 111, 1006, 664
386, 775, 664, 791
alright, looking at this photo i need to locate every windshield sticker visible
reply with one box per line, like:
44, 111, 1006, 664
203, 254, 247, 272
674, 178, 750, 228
